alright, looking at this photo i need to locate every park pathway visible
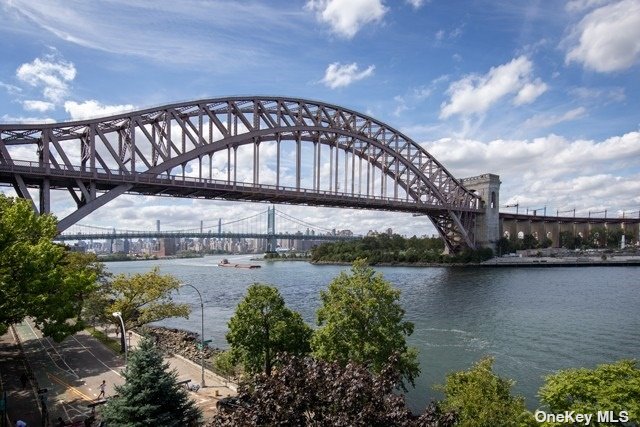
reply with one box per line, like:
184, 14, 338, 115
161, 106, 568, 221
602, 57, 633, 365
5, 321, 235, 425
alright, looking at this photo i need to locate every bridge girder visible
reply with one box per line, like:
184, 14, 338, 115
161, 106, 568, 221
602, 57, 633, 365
0, 96, 482, 252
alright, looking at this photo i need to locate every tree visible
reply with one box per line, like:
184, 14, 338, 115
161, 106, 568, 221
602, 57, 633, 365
538, 360, 640, 425
210, 353, 457, 427
226, 284, 312, 376
310, 234, 444, 264
69, 252, 111, 325
311, 259, 420, 387
107, 267, 190, 352
522, 234, 538, 250
102, 336, 202, 426
437, 357, 534, 427
0, 195, 97, 341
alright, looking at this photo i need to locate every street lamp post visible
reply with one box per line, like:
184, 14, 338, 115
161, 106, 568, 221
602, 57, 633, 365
112, 311, 127, 365
180, 284, 205, 388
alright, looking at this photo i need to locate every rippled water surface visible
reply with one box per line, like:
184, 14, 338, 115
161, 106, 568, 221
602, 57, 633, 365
106, 255, 640, 410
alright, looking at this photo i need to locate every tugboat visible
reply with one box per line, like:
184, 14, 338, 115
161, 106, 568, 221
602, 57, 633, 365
218, 258, 261, 269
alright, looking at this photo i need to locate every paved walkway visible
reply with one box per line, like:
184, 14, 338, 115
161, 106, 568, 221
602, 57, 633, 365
0, 327, 41, 427
7, 321, 236, 425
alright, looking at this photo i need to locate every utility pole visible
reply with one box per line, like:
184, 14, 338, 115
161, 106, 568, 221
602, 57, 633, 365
505, 203, 519, 214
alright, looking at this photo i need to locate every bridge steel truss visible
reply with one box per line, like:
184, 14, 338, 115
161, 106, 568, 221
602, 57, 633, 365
0, 96, 482, 252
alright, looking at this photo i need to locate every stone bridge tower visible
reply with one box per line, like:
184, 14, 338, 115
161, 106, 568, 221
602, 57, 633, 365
459, 174, 501, 251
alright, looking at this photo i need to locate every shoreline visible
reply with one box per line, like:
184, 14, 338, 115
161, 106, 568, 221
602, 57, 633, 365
98, 254, 640, 267
309, 258, 640, 268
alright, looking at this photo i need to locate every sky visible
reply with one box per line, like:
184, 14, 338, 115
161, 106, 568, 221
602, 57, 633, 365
0, 0, 639, 236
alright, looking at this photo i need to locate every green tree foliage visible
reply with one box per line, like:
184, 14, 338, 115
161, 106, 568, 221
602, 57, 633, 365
72, 252, 111, 325
106, 267, 190, 351
497, 234, 553, 254
538, 360, 640, 425
450, 247, 494, 263
102, 336, 202, 426
212, 350, 241, 378
312, 233, 493, 264
559, 230, 583, 250
0, 195, 97, 341
311, 259, 420, 387
311, 233, 445, 264
226, 284, 312, 376
438, 357, 534, 427
211, 353, 458, 427
558, 228, 634, 250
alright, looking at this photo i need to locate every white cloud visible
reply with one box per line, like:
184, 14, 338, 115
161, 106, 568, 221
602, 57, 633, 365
434, 25, 464, 43
523, 107, 587, 129
392, 81, 440, 117
440, 56, 545, 119
0, 81, 22, 95
449, 24, 464, 39
3, 0, 303, 69
569, 86, 625, 103
16, 54, 76, 103
1, 114, 55, 124
406, 0, 425, 9
393, 95, 409, 117
321, 62, 375, 89
565, 0, 640, 72
22, 100, 55, 112
423, 131, 640, 215
565, 0, 608, 13
64, 100, 136, 120
306, 0, 387, 38
513, 79, 548, 106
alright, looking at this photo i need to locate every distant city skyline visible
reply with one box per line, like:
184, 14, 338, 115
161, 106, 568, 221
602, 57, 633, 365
1, 0, 638, 235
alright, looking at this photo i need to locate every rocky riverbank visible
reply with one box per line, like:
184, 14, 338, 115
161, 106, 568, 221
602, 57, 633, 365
140, 326, 221, 364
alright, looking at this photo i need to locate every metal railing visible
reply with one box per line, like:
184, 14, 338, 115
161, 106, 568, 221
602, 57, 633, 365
1, 159, 481, 211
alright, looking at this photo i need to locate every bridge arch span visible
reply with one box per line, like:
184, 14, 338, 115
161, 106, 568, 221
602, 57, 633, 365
0, 96, 481, 251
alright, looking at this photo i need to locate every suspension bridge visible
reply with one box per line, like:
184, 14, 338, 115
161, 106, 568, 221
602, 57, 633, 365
55, 206, 360, 253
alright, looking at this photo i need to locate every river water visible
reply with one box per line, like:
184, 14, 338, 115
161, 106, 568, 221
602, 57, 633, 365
105, 255, 640, 411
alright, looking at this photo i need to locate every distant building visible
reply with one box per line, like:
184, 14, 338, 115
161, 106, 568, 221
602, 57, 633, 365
156, 238, 176, 256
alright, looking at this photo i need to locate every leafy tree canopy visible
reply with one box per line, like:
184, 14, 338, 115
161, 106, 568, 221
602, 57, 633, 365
538, 359, 640, 425
210, 353, 457, 427
311, 259, 420, 387
312, 234, 493, 264
102, 336, 202, 426
437, 357, 535, 427
0, 195, 97, 341
106, 267, 190, 328
226, 283, 312, 376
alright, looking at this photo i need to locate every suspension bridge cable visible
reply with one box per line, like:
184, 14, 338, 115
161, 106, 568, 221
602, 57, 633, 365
275, 209, 334, 233
220, 209, 267, 227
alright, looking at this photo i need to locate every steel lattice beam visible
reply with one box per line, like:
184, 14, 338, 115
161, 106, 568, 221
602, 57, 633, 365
0, 96, 482, 251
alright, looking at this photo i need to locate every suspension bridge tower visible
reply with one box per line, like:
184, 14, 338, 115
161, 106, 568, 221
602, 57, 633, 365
459, 174, 501, 251
266, 206, 277, 252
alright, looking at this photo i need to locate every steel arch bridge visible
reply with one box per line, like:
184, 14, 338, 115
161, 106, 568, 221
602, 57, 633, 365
0, 96, 482, 252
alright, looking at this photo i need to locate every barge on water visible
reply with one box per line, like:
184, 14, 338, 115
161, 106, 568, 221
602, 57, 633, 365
218, 259, 261, 269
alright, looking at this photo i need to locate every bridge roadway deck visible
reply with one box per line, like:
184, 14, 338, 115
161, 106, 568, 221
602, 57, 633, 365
55, 231, 361, 241
0, 161, 480, 215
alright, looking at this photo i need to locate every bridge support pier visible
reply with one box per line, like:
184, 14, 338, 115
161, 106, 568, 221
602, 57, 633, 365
39, 178, 50, 214
460, 174, 501, 251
